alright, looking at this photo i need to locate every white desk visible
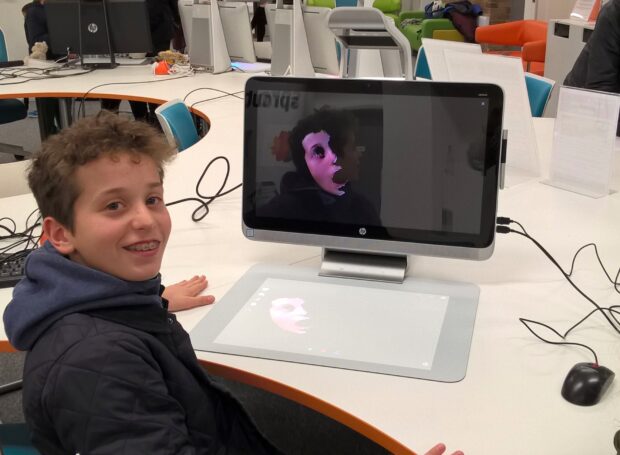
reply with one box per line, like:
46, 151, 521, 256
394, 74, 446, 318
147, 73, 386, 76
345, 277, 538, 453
1, 67, 620, 455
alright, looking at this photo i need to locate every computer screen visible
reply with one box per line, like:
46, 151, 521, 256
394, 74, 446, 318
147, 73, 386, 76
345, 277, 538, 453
45, 0, 153, 57
243, 77, 504, 260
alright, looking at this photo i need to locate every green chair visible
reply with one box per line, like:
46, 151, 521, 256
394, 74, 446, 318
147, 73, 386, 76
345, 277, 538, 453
306, 0, 336, 7
398, 11, 463, 51
373, 0, 401, 27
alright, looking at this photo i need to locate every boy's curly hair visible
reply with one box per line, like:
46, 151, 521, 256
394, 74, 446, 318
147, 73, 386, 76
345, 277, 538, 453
28, 110, 175, 231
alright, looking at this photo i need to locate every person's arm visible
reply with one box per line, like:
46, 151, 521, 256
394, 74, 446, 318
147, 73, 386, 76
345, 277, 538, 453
425, 443, 464, 455
584, 4, 620, 93
39, 333, 200, 454
163, 275, 215, 311
25, 7, 49, 51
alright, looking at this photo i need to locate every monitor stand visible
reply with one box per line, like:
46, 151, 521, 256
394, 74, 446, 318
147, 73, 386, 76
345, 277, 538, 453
320, 248, 407, 283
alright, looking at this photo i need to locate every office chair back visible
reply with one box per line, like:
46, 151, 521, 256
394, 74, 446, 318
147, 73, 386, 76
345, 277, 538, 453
525, 72, 554, 117
413, 46, 431, 79
307, 0, 336, 7
154, 99, 200, 152
0, 424, 40, 455
0, 28, 8, 62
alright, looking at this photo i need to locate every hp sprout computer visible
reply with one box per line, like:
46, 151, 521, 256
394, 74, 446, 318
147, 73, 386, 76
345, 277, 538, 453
190, 77, 505, 382
45, 0, 152, 68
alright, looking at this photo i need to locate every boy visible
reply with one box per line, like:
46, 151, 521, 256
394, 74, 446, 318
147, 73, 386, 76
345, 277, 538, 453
3, 111, 280, 454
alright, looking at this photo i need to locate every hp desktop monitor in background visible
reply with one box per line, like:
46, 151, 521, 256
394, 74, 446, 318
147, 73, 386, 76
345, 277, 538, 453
45, 0, 153, 68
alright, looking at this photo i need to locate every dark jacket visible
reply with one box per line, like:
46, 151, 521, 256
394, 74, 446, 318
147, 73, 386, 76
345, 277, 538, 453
3, 243, 280, 455
147, 0, 181, 52
564, 0, 620, 94
259, 172, 382, 226
25, 2, 49, 54
564, 0, 620, 136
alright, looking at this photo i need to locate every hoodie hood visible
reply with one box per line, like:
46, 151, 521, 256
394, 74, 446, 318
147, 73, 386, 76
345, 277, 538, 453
3, 242, 163, 350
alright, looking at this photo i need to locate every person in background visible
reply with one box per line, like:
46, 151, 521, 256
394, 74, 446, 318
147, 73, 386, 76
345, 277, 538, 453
101, 0, 182, 123
564, 0, 619, 134
251, 0, 268, 42
23, 0, 61, 140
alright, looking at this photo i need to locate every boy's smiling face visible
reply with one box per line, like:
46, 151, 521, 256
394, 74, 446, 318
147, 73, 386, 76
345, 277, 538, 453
46, 152, 172, 281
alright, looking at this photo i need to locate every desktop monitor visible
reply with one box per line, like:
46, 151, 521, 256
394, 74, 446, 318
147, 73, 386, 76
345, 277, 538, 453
219, 2, 257, 63
45, 0, 153, 58
265, 3, 339, 75
243, 77, 504, 261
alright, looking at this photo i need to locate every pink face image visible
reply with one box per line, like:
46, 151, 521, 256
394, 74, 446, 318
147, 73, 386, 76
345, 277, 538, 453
302, 130, 346, 196
270, 297, 309, 334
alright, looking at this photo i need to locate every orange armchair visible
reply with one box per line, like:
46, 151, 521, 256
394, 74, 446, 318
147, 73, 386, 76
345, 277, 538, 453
475, 20, 547, 75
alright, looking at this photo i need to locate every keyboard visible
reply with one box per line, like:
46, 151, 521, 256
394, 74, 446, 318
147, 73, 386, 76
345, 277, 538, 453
0, 249, 35, 289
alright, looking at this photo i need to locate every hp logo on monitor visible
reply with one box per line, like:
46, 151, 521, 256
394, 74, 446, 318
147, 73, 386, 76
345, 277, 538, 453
358, 227, 367, 236
87, 23, 99, 34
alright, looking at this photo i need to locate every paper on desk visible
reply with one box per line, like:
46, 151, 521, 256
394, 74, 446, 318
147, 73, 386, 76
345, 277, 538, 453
547, 86, 620, 198
443, 51, 540, 184
420, 38, 481, 81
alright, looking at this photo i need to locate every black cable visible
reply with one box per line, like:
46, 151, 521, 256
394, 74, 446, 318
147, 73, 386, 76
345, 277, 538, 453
497, 217, 619, 292
182, 87, 244, 103
519, 318, 599, 366
76, 74, 192, 118
498, 226, 620, 335
165, 155, 241, 222
567, 243, 620, 294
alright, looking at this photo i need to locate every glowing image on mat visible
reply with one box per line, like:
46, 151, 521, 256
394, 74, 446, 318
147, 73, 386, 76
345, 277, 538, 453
269, 297, 309, 334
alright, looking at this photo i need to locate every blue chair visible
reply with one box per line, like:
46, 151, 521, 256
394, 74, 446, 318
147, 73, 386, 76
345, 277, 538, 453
413, 46, 431, 79
0, 424, 40, 455
0, 378, 40, 455
0, 28, 28, 156
154, 99, 200, 152
525, 72, 555, 117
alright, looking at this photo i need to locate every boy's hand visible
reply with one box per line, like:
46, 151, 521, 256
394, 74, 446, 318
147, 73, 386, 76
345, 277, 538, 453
425, 443, 463, 455
163, 275, 215, 312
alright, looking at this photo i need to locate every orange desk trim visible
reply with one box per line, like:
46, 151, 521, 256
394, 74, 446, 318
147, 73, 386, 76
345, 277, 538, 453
0, 92, 210, 123
0, 340, 16, 353
199, 359, 417, 455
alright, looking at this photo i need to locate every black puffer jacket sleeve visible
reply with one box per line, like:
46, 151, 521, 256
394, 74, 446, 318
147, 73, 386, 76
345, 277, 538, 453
37, 331, 205, 454
583, 2, 620, 92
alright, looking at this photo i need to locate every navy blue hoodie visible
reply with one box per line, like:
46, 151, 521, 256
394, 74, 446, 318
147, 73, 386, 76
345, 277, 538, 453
3, 241, 163, 351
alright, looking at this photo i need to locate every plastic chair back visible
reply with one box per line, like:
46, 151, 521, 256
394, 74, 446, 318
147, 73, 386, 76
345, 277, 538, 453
154, 99, 200, 152
414, 46, 431, 79
307, 0, 336, 7
335, 0, 358, 6
0, 423, 40, 455
525, 72, 554, 117
0, 28, 8, 62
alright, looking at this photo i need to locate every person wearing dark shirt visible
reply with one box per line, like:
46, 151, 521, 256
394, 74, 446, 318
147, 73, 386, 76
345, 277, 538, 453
101, 0, 181, 123
564, 0, 620, 134
24, 0, 61, 140
261, 108, 381, 226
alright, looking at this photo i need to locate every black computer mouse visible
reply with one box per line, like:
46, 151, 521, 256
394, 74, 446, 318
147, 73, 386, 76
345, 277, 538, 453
561, 362, 615, 406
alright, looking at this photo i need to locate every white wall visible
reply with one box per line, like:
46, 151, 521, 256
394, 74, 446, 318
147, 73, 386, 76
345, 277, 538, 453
0, 0, 30, 60
534, 0, 575, 21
